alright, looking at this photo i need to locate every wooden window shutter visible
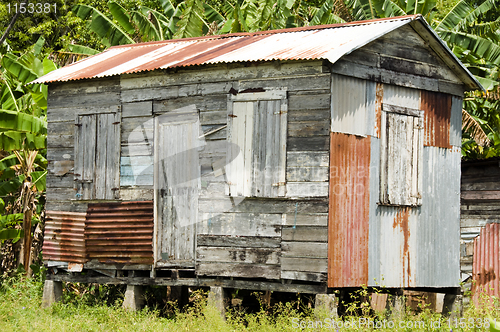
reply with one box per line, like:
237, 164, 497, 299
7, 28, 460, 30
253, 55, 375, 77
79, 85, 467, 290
74, 112, 121, 200
380, 104, 423, 206
226, 90, 287, 198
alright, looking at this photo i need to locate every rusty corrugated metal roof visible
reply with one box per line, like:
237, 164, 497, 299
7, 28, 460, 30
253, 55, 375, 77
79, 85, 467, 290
32, 15, 482, 90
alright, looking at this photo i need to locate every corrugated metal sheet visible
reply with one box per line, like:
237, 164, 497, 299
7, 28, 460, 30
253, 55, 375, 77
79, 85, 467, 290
417, 146, 461, 287
420, 90, 452, 148
31, 15, 481, 91
43, 211, 87, 263
33, 17, 411, 84
331, 74, 374, 136
473, 223, 500, 303
86, 201, 154, 264
450, 96, 462, 147
328, 132, 371, 287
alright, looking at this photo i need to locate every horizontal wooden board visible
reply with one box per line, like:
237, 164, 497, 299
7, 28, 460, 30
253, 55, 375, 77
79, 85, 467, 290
199, 140, 226, 158
287, 151, 329, 167
281, 242, 328, 258
331, 59, 464, 96
282, 213, 328, 227
461, 191, 500, 200
286, 182, 329, 197
196, 235, 281, 248
282, 226, 328, 242
287, 136, 329, 151
120, 61, 324, 90
49, 77, 120, 95
462, 182, 500, 191
281, 270, 327, 282
119, 188, 154, 200
120, 81, 236, 103
46, 188, 77, 201
288, 108, 330, 122
153, 95, 226, 113
198, 197, 328, 214
286, 167, 328, 182
46, 174, 73, 188
199, 111, 226, 125
48, 106, 118, 122
288, 121, 329, 137
197, 247, 280, 264
121, 143, 153, 157
122, 101, 153, 118
196, 262, 280, 279
198, 212, 282, 237
47, 134, 74, 148
281, 257, 327, 273
49, 91, 121, 108
238, 73, 331, 92
45, 201, 88, 212
48, 121, 74, 135
288, 93, 330, 111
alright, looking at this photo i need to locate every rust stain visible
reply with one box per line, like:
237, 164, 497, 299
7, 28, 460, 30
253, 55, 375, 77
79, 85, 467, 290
473, 223, 500, 304
85, 201, 154, 265
420, 90, 452, 148
42, 211, 87, 263
393, 207, 411, 285
328, 132, 371, 287
374, 82, 383, 138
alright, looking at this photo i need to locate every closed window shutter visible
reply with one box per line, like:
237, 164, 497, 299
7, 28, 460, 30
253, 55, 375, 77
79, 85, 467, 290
74, 112, 121, 200
226, 90, 287, 198
380, 104, 422, 206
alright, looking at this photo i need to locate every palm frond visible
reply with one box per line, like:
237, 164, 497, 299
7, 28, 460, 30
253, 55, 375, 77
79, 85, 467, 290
462, 109, 491, 146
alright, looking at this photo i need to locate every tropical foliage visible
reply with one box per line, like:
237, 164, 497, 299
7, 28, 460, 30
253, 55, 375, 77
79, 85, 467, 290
0, 36, 56, 274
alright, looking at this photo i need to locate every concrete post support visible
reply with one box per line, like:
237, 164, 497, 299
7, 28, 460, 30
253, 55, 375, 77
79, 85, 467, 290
41, 280, 62, 308
123, 285, 144, 311
208, 286, 226, 319
315, 294, 338, 319
443, 294, 463, 318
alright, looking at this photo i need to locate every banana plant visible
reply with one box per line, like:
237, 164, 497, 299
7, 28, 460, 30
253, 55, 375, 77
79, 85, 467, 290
0, 37, 55, 273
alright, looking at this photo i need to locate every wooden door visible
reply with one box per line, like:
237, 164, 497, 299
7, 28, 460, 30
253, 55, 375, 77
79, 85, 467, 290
154, 107, 200, 268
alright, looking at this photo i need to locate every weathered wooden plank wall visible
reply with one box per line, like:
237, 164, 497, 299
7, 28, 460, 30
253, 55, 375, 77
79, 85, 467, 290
46, 78, 121, 212
461, 159, 500, 285
331, 25, 465, 96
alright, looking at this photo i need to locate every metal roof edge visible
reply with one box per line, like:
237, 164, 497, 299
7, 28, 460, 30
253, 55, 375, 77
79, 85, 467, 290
409, 16, 484, 92
325, 16, 415, 65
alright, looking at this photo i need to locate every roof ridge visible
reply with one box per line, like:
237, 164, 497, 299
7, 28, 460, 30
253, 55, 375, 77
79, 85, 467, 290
107, 15, 421, 50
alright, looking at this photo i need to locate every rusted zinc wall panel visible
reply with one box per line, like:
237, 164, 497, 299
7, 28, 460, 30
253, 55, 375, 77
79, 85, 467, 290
328, 132, 371, 287
42, 211, 87, 263
417, 146, 461, 287
473, 223, 500, 303
85, 201, 154, 264
420, 90, 452, 148
331, 74, 376, 136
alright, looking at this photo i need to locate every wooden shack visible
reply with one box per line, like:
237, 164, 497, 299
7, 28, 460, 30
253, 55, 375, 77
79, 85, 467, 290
35, 15, 482, 309
461, 157, 500, 304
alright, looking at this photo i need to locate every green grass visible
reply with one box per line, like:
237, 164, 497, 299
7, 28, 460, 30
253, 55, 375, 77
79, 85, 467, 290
0, 277, 499, 331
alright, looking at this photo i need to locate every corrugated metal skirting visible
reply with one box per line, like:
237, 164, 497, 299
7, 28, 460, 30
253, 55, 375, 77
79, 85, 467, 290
42, 201, 154, 265
86, 201, 154, 264
43, 211, 87, 263
473, 223, 500, 303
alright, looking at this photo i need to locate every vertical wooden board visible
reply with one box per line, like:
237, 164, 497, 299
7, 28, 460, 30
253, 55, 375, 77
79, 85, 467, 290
94, 114, 107, 199
74, 116, 83, 200
278, 99, 287, 197
328, 132, 371, 287
243, 102, 254, 196
420, 90, 452, 148
111, 112, 121, 198
82, 115, 96, 199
